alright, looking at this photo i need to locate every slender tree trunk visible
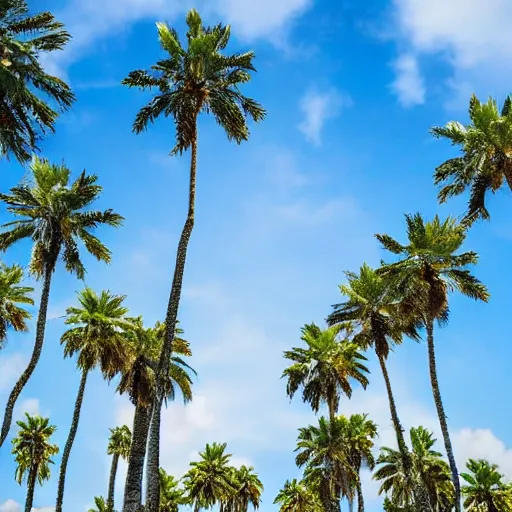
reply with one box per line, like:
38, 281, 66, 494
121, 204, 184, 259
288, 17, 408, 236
328, 396, 337, 424
123, 403, 152, 512
108, 453, 120, 512
426, 320, 461, 512
25, 464, 38, 512
377, 353, 432, 512
55, 369, 88, 512
145, 116, 199, 512
356, 478, 364, 512
0, 266, 53, 447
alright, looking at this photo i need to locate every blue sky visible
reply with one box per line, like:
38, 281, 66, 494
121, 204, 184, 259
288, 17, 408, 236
1, 0, 512, 511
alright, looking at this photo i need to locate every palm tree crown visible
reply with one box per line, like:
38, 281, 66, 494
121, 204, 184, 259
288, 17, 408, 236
274, 479, 322, 512
0, 0, 75, 162
107, 425, 132, 460
159, 468, 186, 512
283, 323, 369, 421
432, 94, 512, 224
0, 262, 33, 347
122, 9, 266, 155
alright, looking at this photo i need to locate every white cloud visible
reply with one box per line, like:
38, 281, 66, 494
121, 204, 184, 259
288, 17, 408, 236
44, 0, 312, 79
15, 398, 41, 420
391, 54, 425, 107
0, 501, 20, 512
298, 88, 352, 146
390, 0, 512, 105
0, 353, 26, 393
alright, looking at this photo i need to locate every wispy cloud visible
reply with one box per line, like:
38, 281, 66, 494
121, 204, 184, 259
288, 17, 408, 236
391, 54, 425, 107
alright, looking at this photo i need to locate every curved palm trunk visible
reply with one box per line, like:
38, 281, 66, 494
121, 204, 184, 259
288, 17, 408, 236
25, 464, 38, 512
123, 403, 152, 512
426, 320, 461, 512
145, 117, 199, 512
377, 353, 432, 512
0, 267, 52, 447
108, 453, 120, 512
356, 478, 364, 512
55, 369, 88, 512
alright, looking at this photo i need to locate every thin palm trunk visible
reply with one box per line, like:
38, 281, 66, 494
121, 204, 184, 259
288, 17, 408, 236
25, 464, 38, 512
108, 453, 120, 511
145, 116, 199, 512
426, 320, 461, 512
123, 403, 152, 512
55, 369, 88, 512
356, 479, 364, 512
0, 266, 52, 447
377, 352, 432, 512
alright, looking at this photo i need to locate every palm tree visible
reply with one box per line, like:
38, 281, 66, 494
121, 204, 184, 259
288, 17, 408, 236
122, 11, 265, 510
119, 319, 195, 511
182, 442, 238, 511
0, 157, 123, 448
88, 496, 111, 512
376, 213, 489, 512
55, 288, 133, 512
374, 426, 454, 511
11, 412, 59, 512
0, 262, 33, 349
431, 94, 512, 224
282, 323, 369, 423
0, 0, 74, 163
295, 416, 356, 512
223, 465, 263, 511
107, 425, 132, 512
461, 459, 512, 512
339, 413, 378, 512
326, 264, 431, 512
274, 479, 322, 512
159, 468, 186, 512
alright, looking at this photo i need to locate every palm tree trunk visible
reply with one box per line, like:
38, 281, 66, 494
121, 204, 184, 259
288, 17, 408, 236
145, 116, 199, 512
108, 453, 120, 512
123, 403, 152, 512
55, 369, 88, 512
25, 464, 38, 512
426, 320, 461, 512
0, 266, 53, 447
356, 478, 364, 512
377, 353, 432, 512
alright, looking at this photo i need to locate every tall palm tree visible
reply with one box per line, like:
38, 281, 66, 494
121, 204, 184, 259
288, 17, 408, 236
339, 413, 378, 512
0, 0, 74, 163
159, 468, 186, 512
223, 465, 263, 512
282, 323, 369, 423
182, 442, 238, 511
122, 11, 265, 510
326, 264, 432, 512
55, 288, 133, 512
0, 157, 123, 448
295, 416, 355, 512
107, 425, 132, 512
119, 319, 195, 511
11, 412, 59, 512
376, 213, 489, 512
88, 496, 111, 512
0, 262, 33, 349
374, 426, 454, 511
461, 459, 512, 512
431, 94, 512, 224
274, 479, 322, 512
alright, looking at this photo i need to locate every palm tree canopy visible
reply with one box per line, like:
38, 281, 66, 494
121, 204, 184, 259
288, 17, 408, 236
61, 288, 132, 379
117, 318, 195, 408
87, 495, 111, 512
159, 468, 186, 512
122, 9, 266, 155
374, 426, 454, 510
107, 424, 132, 459
182, 442, 238, 510
431, 94, 512, 223
461, 459, 512, 511
339, 413, 378, 472
273, 478, 322, 512
229, 465, 264, 511
376, 213, 489, 323
0, 0, 75, 162
282, 322, 369, 414
0, 157, 123, 278
11, 412, 59, 485
327, 263, 419, 359
0, 261, 33, 347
